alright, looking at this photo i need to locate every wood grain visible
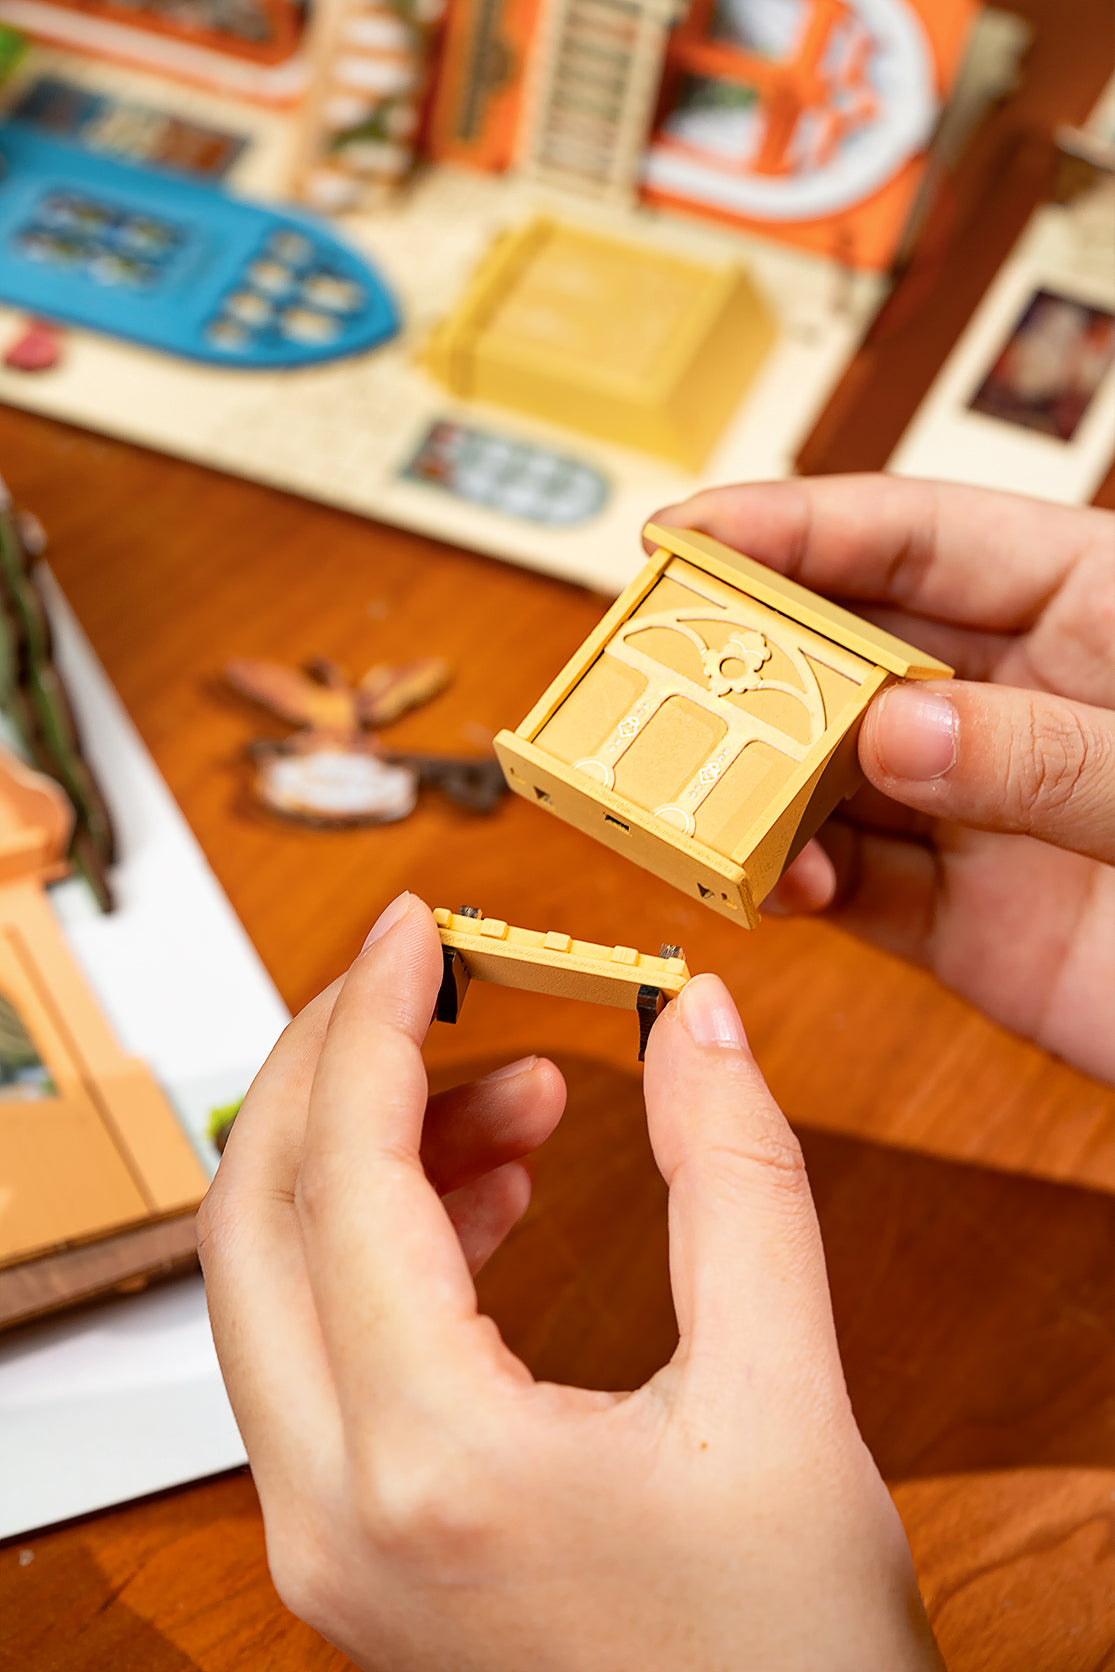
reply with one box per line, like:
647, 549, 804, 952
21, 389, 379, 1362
0, 1213, 198, 1332
0, 11, 1113, 1661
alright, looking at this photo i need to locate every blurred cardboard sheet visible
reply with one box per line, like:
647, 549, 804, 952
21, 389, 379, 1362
0, 573, 288, 1540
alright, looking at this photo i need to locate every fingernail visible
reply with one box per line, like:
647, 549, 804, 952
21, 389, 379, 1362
678, 974, 746, 1049
873, 686, 958, 781
480, 1056, 537, 1083
362, 892, 412, 950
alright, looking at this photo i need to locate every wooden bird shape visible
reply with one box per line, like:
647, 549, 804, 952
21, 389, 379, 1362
225, 655, 450, 741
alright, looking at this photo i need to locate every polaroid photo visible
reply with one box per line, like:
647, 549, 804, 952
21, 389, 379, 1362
967, 288, 1115, 442
890, 112, 1115, 504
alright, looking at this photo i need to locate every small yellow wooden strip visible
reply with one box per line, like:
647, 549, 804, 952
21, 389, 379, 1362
433, 910, 690, 1012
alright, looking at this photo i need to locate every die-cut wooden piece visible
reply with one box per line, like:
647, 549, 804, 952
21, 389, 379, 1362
0, 747, 208, 1276
434, 907, 690, 1059
495, 522, 953, 926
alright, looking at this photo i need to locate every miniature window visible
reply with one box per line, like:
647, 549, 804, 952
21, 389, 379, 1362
0, 991, 55, 1100
656, 0, 877, 178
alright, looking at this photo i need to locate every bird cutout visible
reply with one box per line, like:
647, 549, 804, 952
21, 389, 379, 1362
224, 654, 507, 826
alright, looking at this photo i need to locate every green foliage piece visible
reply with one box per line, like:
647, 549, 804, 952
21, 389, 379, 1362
0, 27, 27, 85
0, 495, 116, 908
0, 991, 55, 1096
207, 1098, 244, 1152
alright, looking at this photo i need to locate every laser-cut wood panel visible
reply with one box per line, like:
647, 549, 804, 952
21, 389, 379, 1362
496, 522, 953, 924
0, 749, 208, 1272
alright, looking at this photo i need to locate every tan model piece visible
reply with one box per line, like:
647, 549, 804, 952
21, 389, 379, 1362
495, 523, 953, 927
0, 747, 208, 1269
425, 218, 775, 471
433, 906, 690, 1058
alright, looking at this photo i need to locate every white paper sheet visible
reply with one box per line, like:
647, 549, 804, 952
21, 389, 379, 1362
888, 181, 1115, 504
0, 575, 290, 1541
0, 1280, 246, 1537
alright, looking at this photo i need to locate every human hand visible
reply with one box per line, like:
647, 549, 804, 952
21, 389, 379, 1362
200, 894, 942, 1672
653, 477, 1115, 1083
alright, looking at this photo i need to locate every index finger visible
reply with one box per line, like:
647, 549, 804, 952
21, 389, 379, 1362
296, 895, 519, 1427
650, 475, 1113, 633
199, 975, 345, 1486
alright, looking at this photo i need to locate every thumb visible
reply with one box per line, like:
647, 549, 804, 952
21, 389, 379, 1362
643, 976, 844, 1405
860, 680, 1115, 863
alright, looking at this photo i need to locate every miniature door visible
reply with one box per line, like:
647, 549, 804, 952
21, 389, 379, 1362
495, 522, 952, 925
0, 749, 207, 1268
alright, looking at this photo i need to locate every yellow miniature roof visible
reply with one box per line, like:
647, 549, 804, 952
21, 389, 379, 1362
645, 523, 954, 681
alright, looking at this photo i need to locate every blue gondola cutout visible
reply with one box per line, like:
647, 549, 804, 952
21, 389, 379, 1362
0, 125, 399, 369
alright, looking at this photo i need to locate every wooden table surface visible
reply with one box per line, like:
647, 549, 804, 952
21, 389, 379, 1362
1, 8, 1114, 1665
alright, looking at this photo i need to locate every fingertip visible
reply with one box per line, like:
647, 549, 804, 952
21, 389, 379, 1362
644, 491, 720, 551
479, 1054, 566, 1101
420, 1056, 568, 1196
333, 891, 443, 1045
645, 499, 688, 544
502, 1157, 532, 1215
355, 892, 443, 985
359, 890, 441, 955
762, 840, 837, 917
675, 972, 748, 1050
361, 890, 415, 950
861, 683, 959, 788
862, 679, 1115, 862
479, 1054, 567, 1149
443, 1160, 533, 1274
471, 1157, 532, 1221
523, 1056, 568, 1129
645, 975, 756, 1093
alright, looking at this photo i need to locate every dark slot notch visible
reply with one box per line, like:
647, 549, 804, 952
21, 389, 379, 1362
604, 814, 629, 832
533, 786, 552, 803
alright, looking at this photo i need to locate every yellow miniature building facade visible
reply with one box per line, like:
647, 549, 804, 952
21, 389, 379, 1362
425, 218, 775, 470
495, 523, 953, 926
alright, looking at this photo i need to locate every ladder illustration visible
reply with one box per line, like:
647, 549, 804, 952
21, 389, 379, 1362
515, 0, 684, 199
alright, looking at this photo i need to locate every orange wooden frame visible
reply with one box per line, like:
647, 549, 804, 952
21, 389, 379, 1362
654, 0, 872, 180
0, 748, 208, 1272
